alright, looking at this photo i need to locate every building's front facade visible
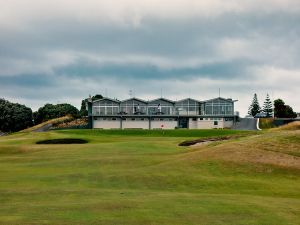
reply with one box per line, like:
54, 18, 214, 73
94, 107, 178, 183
88, 97, 237, 129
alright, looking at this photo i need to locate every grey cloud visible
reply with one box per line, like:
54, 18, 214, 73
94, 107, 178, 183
53, 57, 255, 80
0, 2, 300, 116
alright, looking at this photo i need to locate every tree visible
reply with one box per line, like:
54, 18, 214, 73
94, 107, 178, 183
79, 100, 88, 117
34, 103, 79, 124
79, 94, 103, 117
274, 99, 285, 118
274, 99, 297, 118
248, 93, 261, 117
262, 94, 273, 117
92, 94, 103, 101
0, 98, 33, 132
285, 105, 297, 118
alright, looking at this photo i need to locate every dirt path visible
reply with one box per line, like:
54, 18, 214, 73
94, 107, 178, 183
33, 123, 53, 132
0, 131, 7, 136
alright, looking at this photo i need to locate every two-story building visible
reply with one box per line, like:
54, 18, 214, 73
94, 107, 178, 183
87, 97, 237, 129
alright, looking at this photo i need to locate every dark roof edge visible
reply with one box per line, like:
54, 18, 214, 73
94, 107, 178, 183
92, 97, 120, 103
121, 97, 148, 103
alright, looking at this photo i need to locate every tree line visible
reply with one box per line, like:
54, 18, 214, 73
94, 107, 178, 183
0, 95, 103, 132
0, 93, 297, 132
0, 99, 33, 132
248, 93, 297, 118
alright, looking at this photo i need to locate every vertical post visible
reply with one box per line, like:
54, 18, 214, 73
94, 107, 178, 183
87, 96, 93, 129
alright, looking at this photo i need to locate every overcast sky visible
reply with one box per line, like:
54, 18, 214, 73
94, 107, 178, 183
0, 0, 299, 116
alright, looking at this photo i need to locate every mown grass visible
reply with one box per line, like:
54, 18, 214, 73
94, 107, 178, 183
0, 129, 299, 225
57, 128, 253, 137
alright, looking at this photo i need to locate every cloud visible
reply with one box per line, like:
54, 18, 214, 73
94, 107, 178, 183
0, 0, 299, 116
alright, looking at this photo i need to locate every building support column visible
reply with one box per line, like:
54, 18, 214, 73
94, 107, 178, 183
87, 98, 93, 129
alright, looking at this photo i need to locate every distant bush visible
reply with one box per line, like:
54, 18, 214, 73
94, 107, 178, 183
274, 99, 297, 118
0, 98, 33, 132
34, 103, 79, 124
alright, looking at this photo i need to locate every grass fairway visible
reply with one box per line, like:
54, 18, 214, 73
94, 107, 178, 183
0, 129, 299, 224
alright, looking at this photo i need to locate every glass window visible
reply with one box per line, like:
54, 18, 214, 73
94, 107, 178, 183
106, 107, 112, 115
205, 105, 213, 115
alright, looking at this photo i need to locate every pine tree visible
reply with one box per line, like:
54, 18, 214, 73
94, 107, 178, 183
262, 94, 273, 117
248, 93, 261, 117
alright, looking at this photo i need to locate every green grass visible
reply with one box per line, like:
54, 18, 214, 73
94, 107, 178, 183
55, 128, 252, 137
0, 129, 299, 225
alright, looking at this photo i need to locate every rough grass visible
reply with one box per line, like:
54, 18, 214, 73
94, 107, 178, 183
53, 118, 88, 129
0, 129, 299, 224
259, 118, 276, 129
274, 121, 300, 131
21, 115, 72, 132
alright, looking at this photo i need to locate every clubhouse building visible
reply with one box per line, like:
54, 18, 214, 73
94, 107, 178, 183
87, 97, 237, 129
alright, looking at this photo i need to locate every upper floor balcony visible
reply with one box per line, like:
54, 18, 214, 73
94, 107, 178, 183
91, 97, 236, 116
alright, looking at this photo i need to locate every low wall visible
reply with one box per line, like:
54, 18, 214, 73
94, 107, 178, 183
151, 121, 178, 129
93, 120, 121, 129
122, 121, 149, 129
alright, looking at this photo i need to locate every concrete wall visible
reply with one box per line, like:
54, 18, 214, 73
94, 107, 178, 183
196, 119, 224, 129
122, 120, 149, 129
223, 120, 233, 128
93, 120, 120, 129
188, 119, 198, 129
151, 121, 178, 129
93, 117, 234, 129
197, 120, 215, 129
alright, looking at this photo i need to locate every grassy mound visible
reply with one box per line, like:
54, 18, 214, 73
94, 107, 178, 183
186, 129, 300, 169
21, 115, 73, 132
274, 121, 300, 131
36, 138, 88, 144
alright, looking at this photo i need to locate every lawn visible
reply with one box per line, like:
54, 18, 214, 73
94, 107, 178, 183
0, 129, 299, 225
